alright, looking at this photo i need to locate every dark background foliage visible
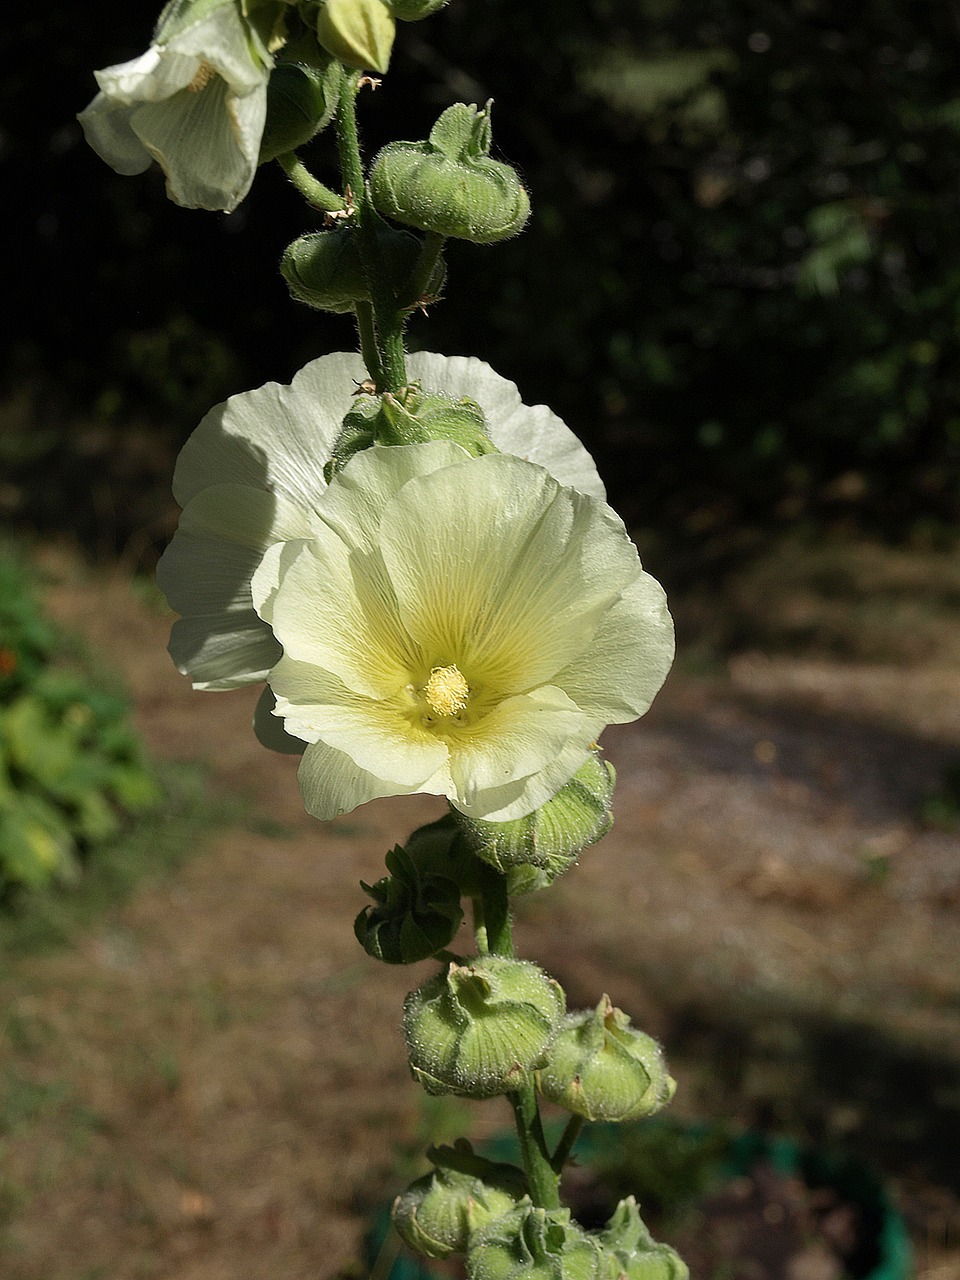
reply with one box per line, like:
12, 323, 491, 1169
4, 0, 960, 566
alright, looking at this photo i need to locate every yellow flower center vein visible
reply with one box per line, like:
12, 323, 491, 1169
423, 664, 470, 718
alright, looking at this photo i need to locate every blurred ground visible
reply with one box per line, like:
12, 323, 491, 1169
0, 549, 958, 1280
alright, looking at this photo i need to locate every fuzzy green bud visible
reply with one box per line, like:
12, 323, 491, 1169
355, 840, 463, 964
375, 386, 496, 455
390, 0, 450, 20
315, 0, 395, 72
281, 221, 440, 314
468, 1206, 606, 1280
370, 101, 530, 243
455, 751, 615, 878
394, 812, 489, 897
403, 956, 565, 1097
393, 1143, 527, 1258
537, 996, 675, 1123
598, 1199, 689, 1280
258, 56, 342, 163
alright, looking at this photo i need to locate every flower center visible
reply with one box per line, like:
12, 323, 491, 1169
187, 61, 217, 93
423, 664, 470, 718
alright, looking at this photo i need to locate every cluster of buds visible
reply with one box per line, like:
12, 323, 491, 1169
466, 1199, 688, 1280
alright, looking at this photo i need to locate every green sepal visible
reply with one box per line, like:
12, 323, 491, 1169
258, 55, 343, 162
393, 1141, 528, 1259
598, 1199, 689, 1280
369, 101, 530, 243
536, 995, 676, 1124
354, 840, 463, 964
375, 386, 496, 455
468, 1205, 606, 1280
455, 751, 615, 878
403, 956, 565, 1098
323, 397, 380, 481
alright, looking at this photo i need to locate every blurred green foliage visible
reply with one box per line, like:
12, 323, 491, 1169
4, 0, 960, 556
0, 555, 161, 892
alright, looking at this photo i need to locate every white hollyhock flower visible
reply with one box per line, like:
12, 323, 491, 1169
78, 0, 272, 213
157, 351, 606, 708
253, 442, 673, 821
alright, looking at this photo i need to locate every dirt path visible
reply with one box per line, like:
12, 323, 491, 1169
1, 562, 958, 1279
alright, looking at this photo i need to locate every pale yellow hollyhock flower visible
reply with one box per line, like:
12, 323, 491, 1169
250, 442, 674, 822
78, 0, 273, 213
156, 351, 608, 758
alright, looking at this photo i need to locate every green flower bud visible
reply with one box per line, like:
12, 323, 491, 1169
258, 56, 343, 163
390, 0, 450, 21
469, 1206, 606, 1280
399, 812, 490, 897
393, 1143, 527, 1258
375, 386, 496, 456
403, 956, 565, 1097
456, 751, 615, 878
281, 221, 439, 314
598, 1199, 688, 1280
370, 101, 530, 244
315, 0, 395, 72
354, 840, 463, 964
281, 226, 365, 314
537, 995, 675, 1123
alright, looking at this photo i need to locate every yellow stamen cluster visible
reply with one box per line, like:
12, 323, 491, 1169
187, 61, 216, 93
423, 664, 470, 718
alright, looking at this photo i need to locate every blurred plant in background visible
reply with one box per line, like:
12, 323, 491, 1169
0, 554, 161, 891
6, 0, 960, 562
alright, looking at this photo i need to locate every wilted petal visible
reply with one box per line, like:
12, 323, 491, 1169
78, 3, 270, 213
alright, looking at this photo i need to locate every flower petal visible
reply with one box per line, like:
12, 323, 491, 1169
132, 75, 263, 212
172, 352, 367, 510
407, 352, 606, 499
157, 484, 316, 689
77, 94, 152, 174
253, 536, 415, 699
316, 440, 468, 555
454, 735, 598, 823
378, 452, 640, 693
446, 685, 590, 807
269, 655, 448, 784
553, 573, 675, 722
297, 739, 435, 821
168, 612, 280, 689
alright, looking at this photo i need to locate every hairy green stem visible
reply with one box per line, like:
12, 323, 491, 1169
355, 300, 384, 385
479, 870, 560, 1209
276, 152, 345, 212
510, 1082, 562, 1210
477, 866, 513, 957
550, 1113, 584, 1176
336, 72, 408, 392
